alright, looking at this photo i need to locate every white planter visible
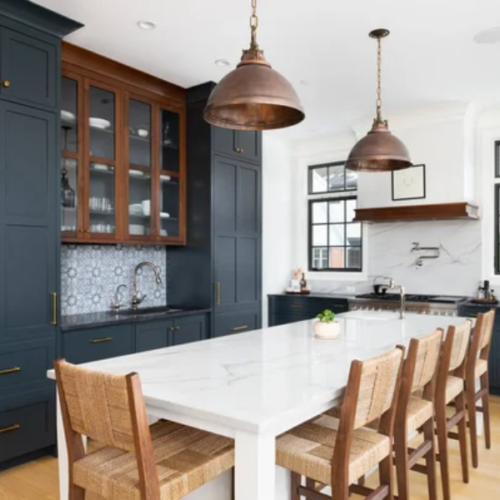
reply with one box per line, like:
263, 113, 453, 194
313, 320, 341, 339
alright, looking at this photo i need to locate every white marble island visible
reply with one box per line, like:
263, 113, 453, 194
48, 311, 470, 500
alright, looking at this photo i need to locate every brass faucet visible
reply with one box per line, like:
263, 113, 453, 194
131, 262, 162, 310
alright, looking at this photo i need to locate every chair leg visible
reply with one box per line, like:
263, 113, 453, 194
423, 417, 438, 500
481, 372, 492, 450
394, 426, 410, 500
69, 485, 85, 500
379, 452, 395, 500
291, 472, 301, 500
455, 393, 469, 484
435, 404, 451, 500
466, 382, 479, 468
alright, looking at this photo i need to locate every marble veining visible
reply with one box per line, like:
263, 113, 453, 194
61, 245, 167, 315
49, 311, 470, 434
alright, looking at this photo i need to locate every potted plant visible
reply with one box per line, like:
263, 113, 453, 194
313, 309, 341, 339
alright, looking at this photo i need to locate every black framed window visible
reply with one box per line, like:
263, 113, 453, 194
495, 185, 500, 274
309, 197, 362, 271
308, 161, 358, 194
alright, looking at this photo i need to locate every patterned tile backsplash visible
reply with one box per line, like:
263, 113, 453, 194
61, 245, 167, 316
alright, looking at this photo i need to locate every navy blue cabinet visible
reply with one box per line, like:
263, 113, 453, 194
63, 324, 134, 365
136, 320, 172, 353
268, 295, 349, 327
459, 304, 500, 395
170, 315, 207, 345
169, 82, 262, 339
0, 1, 81, 469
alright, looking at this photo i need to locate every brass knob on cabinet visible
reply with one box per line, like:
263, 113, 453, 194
235, 147, 244, 154
2, 80, 10, 88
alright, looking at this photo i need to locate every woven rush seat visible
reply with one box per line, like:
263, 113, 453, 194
406, 396, 433, 435
276, 414, 390, 485
74, 420, 234, 500
474, 358, 488, 379
445, 375, 464, 404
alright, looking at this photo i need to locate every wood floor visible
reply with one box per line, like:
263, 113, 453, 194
1, 397, 499, 499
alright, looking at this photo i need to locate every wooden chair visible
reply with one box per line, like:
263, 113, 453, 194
435, 321, 472, 500
276, 347, 404, 500
393, 329, 443, 500
54, 359, 235, 500
464, 309, 495, 468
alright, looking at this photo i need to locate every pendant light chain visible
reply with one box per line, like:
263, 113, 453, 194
376, 35, 383, 123
250, 0, 259, 50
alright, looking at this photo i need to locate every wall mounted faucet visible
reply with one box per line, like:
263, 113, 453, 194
411, 242, 440, 268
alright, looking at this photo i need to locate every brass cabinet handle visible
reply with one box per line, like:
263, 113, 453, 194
231, 325, 248, 332
51, 292, 57, 325
468, 313, 478, 317
90, 337, 113, 344
0, 367, 20, 376
290, 305, 303, 309
0, 424, 20, 435
2, 80, 10, 88
216, 282, 221, 306
169, 326, 180, 331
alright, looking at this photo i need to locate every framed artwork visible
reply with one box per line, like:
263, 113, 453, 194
391, 164, 426, 201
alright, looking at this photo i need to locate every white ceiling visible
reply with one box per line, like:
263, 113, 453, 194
34, 0, 500, 140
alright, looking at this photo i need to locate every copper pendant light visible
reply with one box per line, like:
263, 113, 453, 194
346, 29, 412, 172
204, 0, 305, 131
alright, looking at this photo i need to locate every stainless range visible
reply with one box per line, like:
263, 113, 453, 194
348, 293, 467, 317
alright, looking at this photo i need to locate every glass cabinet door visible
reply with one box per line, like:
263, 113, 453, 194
158, 107, 181, 239
87, 83, 117, 237
60, 76, 80, 236
128, 97, 152, 238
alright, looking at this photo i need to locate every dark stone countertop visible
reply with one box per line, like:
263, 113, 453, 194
268, 293, 354, 300
61, 307, 212, 332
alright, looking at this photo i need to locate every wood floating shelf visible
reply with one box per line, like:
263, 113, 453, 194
353, 202, 479, 223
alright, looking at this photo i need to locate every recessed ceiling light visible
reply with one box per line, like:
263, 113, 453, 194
215, 59, 230, 67
474, 27, 500, 44
137, 20, 156, 31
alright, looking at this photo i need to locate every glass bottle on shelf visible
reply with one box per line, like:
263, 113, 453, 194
88, 84, 116, 235
61, 77, 79, 234
128, 98, 152, 238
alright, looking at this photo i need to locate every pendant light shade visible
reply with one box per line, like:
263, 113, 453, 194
346, 29, 412, 172
204, 0, 305, 131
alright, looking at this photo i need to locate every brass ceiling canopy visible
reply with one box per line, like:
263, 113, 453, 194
346, 29, 412, 172
204, 0, 305, 131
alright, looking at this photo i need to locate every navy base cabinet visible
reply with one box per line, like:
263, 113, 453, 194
459, 304, 500, 395
268, 294, 349, 327
0, 1, 81, 470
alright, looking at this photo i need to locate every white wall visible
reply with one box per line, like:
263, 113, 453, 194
262, 134, 294, 325
289, 103, 484, 296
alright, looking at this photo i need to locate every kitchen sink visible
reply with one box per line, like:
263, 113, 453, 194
111, 307, 184, 316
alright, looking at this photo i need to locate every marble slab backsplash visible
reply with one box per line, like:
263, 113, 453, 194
309, 220, 481, 297
61, 245, 167, 316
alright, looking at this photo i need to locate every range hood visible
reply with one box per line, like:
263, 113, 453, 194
353, 202, 479, 223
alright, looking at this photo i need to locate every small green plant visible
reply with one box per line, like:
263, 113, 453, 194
316, 309, 335, 323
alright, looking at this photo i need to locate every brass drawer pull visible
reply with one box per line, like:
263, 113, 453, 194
231, 325, 248, 332
51, 292, 57, 326
290, 305, 303, 309
170, 326, 180, 331
90, 337, 113, 344
216, 282, 221, 306
0, 424, 20, 435
0, 367, 20, 376
2, 80, 10, 88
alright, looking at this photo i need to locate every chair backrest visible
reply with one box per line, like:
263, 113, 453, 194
466, 309, 495, 376
56, 360, 138, 451
410, 329, 444, 394
448, 321, 472, 372
350, 348, 404, 430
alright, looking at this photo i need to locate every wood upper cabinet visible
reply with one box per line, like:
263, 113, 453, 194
60, 45, 186, 245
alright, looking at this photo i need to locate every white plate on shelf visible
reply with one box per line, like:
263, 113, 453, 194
129, 224, 145, 235
160, 229, 168, 236
89, 117, 111, 130
61, 110, 76, 122
160, 175, 171, 182
129, 169, 145, 177
160, 212, 170, 219
92, 163, 109, 172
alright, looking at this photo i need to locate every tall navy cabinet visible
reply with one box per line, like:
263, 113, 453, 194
0, 0, 81, 469
169, 82, 262, 338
